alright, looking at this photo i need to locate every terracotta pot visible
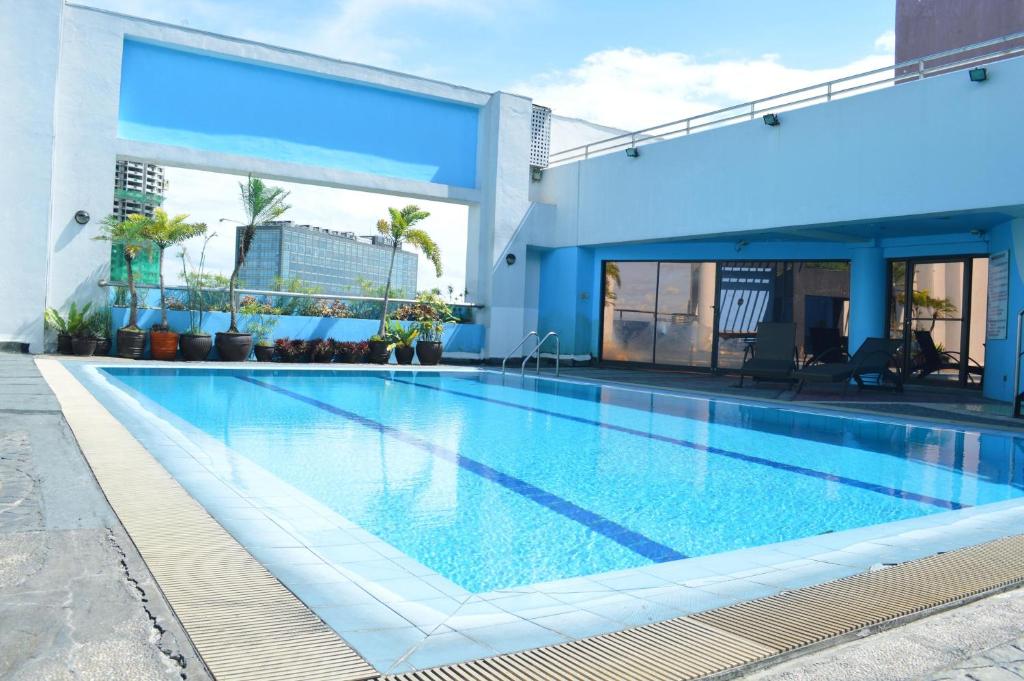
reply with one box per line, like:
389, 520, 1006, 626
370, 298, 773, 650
116, 328, 146, 360
394, 345, 415, 365
179, 334, 212, 361
415, 340, 443, 366
71, 336, 97, 357
216, 332, 253, 362
150, 329, 179, 361
57, 333, 73, 355
254, 344, 275, 362
367, 340, 392, 364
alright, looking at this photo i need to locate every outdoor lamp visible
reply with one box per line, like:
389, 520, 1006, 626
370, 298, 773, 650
762, 113, 780, 127
531, 167, 544, 182
969, 67, 988, 82
625, 147, 640, 158
506, 253, 517, 266
74, 210, 90, 225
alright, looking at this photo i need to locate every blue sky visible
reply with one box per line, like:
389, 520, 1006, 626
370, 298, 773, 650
87, 0, 897, 292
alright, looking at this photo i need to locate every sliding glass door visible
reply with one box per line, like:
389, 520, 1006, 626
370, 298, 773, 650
601, 260, 850, 370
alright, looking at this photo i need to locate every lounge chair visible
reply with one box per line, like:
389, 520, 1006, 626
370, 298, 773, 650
912, 330, 984, 384
793, 337, 903, 394
738, 322, 797, 387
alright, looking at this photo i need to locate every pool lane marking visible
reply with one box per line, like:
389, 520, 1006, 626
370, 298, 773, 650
386, 377, 968, 512
235, 375, 686, 563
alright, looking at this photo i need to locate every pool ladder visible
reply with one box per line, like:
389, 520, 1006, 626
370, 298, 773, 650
1014, 309, 1024, 419
502, 331, 560, 376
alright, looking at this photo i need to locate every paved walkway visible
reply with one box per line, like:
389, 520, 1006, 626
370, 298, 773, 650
0, 353, 207, 680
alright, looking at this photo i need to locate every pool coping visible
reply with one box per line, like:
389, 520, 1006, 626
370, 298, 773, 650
50, 358, 1024, 676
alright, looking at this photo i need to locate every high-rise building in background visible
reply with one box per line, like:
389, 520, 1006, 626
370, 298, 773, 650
110, 160, 164, 284
237, 221, 419, 296
112, 160, 167, 220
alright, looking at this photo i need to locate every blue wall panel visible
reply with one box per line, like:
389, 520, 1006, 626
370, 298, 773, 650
118, 40, 479, 187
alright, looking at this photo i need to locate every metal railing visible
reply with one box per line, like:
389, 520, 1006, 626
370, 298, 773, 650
522, 331, 560, 376
502, 331, 539, 374
548, 30, 1024, 166
99, 279, 483, 309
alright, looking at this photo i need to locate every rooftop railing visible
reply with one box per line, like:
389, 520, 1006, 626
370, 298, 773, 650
548, 30, 1024, 166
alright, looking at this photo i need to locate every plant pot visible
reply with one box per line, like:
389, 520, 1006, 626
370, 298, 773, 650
312, 352, 334, 363
95, 338, 112, 356
117, 328, 146, 360
179, 333, 212, 362
415, 340, 443, 366
150, 329, 180, 361
57, 333, 73, 355
71, 336, 97, 357
367, 340, 392, 365
254, 344, 275, 362
216, 332, 253, 362
394, 345, 415, 365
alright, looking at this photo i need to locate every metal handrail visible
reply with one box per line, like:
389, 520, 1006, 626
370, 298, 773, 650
502, 331, 539, 374
549, 30, 1024, 166
98, 279, 483, 309
1014, 309, 1024, 419
521, 331, 560, 376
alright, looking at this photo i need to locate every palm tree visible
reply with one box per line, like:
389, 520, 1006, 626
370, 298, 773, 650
143, 208, 207, 329
93, 214, 151, 329
228, 175, 290, 333
375, 205, 441, 335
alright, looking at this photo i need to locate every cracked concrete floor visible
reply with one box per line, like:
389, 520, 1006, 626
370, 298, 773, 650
0, 354, 208, 681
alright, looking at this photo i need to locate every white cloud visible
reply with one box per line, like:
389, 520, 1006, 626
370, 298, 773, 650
161, 167, 468, 296
875, 30, 897, 54
513, 35, 897, 133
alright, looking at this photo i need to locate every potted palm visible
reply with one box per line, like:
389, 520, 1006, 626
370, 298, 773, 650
43, 306, 73, 354
66, 302, 96, 356
94, 214, 151, 359
240, 297, 278, 361
218, 175, 290, 362
142, 209, 207, 361
414, 292, 457, 366
389, 320, 419, 365
90, 307, 113, 356
370, 205, 442, 363
178, 234, 217, 361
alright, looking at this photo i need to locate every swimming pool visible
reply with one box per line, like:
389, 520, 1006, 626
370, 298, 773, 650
95, 367, 1024, 594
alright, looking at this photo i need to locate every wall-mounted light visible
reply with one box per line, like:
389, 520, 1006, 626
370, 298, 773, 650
530, 167, 544, 182
735, 240, 750, 252
969, 67, 988, 82
625, 147, 640, 158
762, 113, 780, 127
74, 210, 90, 225
505, 253, 517, 266
970, 228, 986, 237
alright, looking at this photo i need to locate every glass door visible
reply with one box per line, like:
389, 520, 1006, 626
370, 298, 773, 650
887, 258, 987, 386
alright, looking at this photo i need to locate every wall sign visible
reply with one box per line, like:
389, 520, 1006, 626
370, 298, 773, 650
986, 250, 1010, 340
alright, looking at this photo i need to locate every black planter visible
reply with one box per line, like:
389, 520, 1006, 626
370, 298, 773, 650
415, 340, 443, 366
367, 340, 392, 365
94, 338, 112, 357
394, 345, 415, 365
71, 336, 97, 357
254, 344, 275, 362
117, 328, 146, 360
179, 333, 213, 362
57, 333, 73, 355
216, 332, 253, 362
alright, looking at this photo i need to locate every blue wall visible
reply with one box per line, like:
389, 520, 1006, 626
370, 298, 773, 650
110, 307, 485, 360
118, 40, 479, 187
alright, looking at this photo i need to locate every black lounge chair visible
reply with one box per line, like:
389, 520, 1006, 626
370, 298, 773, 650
912, 330, 984, 384
794, 336, 903, 394
738, 322, 797, 387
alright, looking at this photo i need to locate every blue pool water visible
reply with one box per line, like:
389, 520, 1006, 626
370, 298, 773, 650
102, 368, 1024, 593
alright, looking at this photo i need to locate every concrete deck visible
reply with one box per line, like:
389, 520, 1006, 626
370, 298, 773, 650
0, 353, 208, 680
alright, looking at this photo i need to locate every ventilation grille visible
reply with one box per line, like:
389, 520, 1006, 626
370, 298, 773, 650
530, 104, 552, 169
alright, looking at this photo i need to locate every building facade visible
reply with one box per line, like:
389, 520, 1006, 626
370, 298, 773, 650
112, 160, 166, 220
236, 221, 418, 296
